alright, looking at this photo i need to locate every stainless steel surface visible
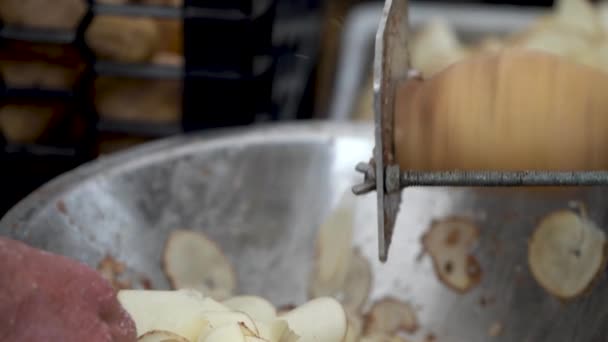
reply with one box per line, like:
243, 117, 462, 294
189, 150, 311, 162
2, 122, 608, 341
329, 2, 545, 121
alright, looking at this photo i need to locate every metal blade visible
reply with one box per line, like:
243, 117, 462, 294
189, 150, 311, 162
372, 0, 410, 262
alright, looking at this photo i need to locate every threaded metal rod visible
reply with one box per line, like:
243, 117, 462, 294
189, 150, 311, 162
400, 171, 608, 187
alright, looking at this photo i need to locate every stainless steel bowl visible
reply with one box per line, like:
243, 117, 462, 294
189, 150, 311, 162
2, 122, 608, 341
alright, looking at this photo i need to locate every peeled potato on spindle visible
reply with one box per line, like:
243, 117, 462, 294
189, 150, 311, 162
394, 48, 608, 172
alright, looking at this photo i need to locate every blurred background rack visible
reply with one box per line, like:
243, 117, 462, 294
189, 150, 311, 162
0, 0, 324, 213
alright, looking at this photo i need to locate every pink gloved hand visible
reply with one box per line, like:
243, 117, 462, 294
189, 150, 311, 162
0, 237, 137, 342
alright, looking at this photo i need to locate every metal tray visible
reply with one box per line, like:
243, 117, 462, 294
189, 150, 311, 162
328, 2, 545, 121
2, 121, 608, 341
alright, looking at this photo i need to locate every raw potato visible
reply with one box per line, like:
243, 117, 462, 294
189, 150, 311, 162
552, 0, 601, 37
0, 0, 86, 30
394, 49, 608, 172
364, 298, 418, 335
340, 250, 372, 313
163, 230, 237, 300
120, 290, 350, 342
0, 61, 81, 90
421, 217, 481, 293
344, 310, 363, 342
200, 323, 245, 342
528, 209, 607, 299
94, 77, 181, 123
117, 289, 224, 340
256, 320, 290, 342
86, 16, 161, 63
309, 192, 355, 298
0, 103, 63, 143
411, 18, 469, 78
354, 0, 608, 121
222, 296, 277, 322
138, 330, 190, 342
197, 311, 258, 338
281, 297, 348, 342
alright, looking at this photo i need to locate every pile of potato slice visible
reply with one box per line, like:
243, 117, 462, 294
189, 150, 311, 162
151, 191, 422, 342
118, 289, 346, 342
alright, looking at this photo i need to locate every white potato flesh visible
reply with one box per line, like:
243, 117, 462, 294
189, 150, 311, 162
222, 296, 277, 322
201, 323, 245, 342
528, 210, 607, 299
278, 326, 300, 342
553, 0, 601, 36
197, 311, 259, 338
309, 192, 355, 298
364, 298, 418, 335
163, 229, 236, 300
244, 338, 267, 342
256, 320, 290, 342
281, 297, 348, 342
138, 330, 190, 342
411, 18, 468, 77
199, 297, 232, 312
118, 289, 214, 341
344, 310, 363, 342
340, 250, 372, 313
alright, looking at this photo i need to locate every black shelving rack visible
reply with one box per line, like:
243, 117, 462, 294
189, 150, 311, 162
183, 0, 277, 130
0, 0, 322, 213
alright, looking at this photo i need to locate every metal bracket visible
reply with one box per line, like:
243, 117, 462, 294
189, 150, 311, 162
352, 0, 410, 262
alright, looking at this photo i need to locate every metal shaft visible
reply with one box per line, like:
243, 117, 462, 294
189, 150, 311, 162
400, 171, 608, 187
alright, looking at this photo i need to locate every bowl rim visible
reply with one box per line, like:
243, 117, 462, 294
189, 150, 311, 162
0, 120, 372, 232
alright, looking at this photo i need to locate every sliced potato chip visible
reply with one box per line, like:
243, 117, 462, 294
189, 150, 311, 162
513, 24, 590, 60
309, 192, 355, 298
256, 320, 290, 342
244, 337, 266, 342
422, 217, 482, 293
281, 297, 348, 342
163, 229, 236, 300
278, 328, 299, 342
222, 296, 277, 322
344, 310, 363, 342
340, 249, 372, 313
238, 322, 258, 337
201, 323, 245, 342
553, 0, 601, 37
138, 330, 190, 342
118, 289, 213, 341
199, 311, 259, 338
528, 209, 607, 299
488, 321, 503, 337
364, 298, 418, 335
411, 18, 469, 77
